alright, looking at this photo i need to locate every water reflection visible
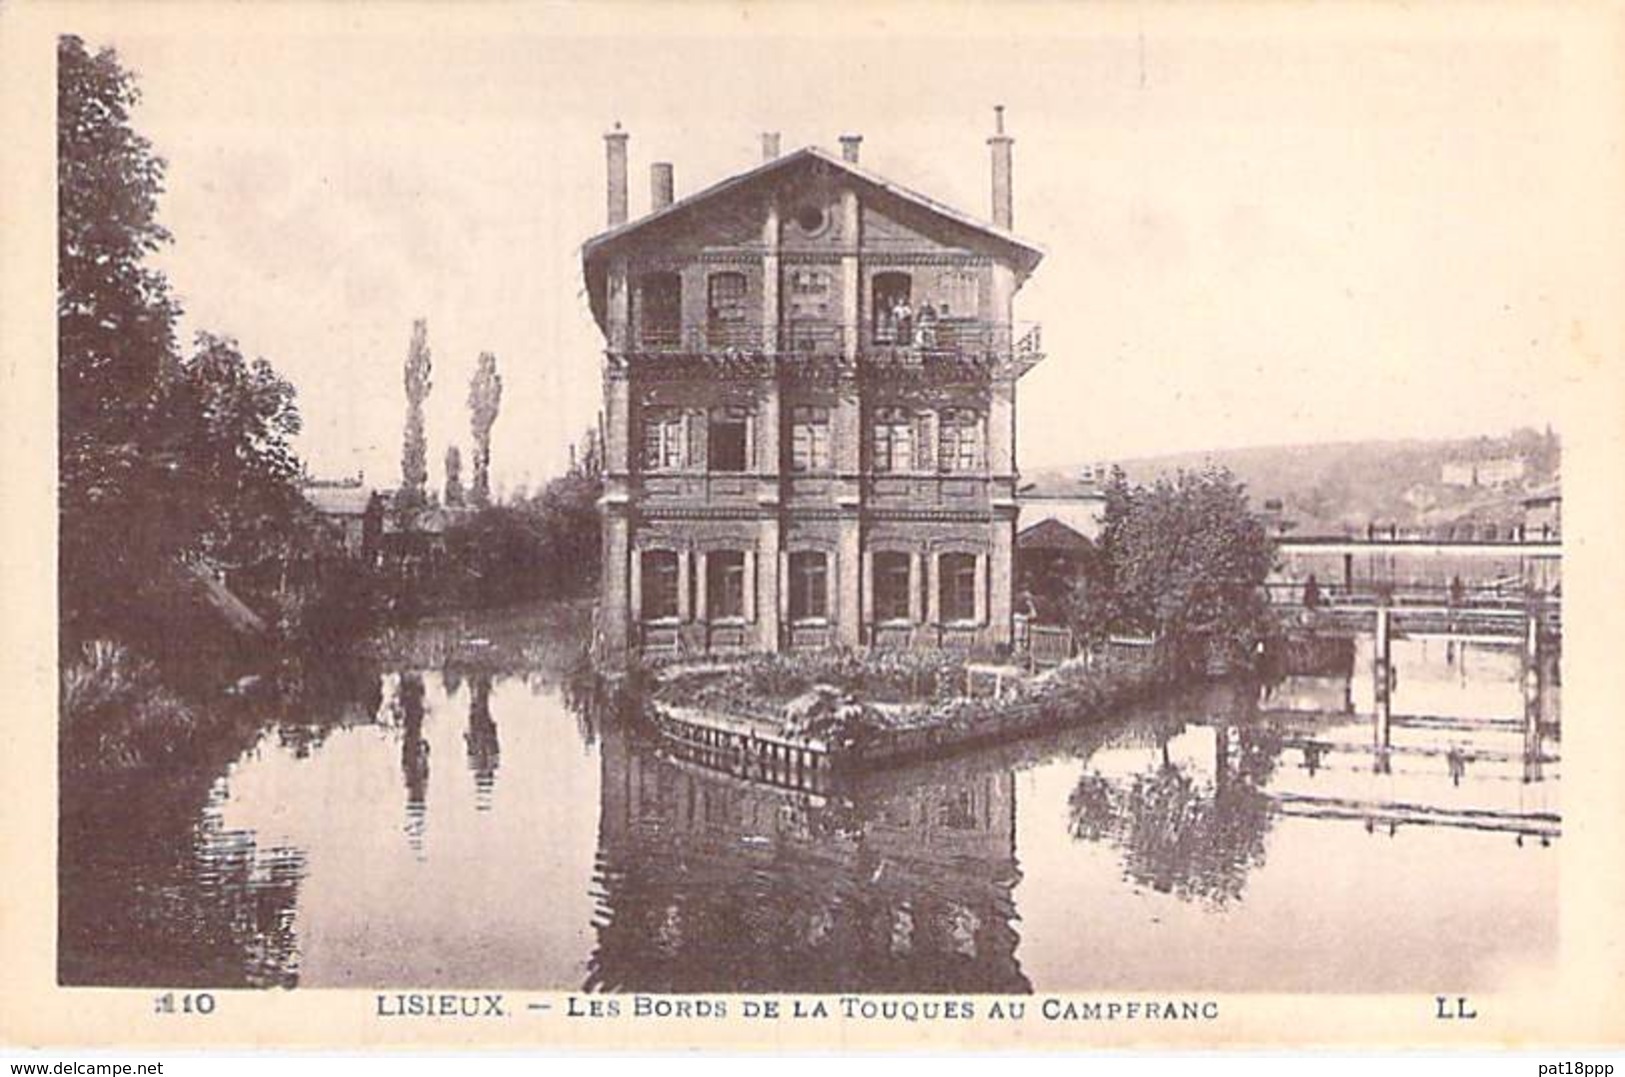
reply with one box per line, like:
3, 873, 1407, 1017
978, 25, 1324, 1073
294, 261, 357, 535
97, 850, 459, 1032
465, 674, 501, 811
394, 672, 431, 856
589, 720, 1029, 993
1068, 721, 1279, 907
58, 626, 1559, 992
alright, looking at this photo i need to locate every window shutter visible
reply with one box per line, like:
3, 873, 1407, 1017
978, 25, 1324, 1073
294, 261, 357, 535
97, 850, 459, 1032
915, 411, 935, 472
688, 409, 707, 469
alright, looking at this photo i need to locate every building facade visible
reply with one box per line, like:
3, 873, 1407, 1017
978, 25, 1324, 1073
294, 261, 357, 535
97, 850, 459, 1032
584, 113, 1045, 660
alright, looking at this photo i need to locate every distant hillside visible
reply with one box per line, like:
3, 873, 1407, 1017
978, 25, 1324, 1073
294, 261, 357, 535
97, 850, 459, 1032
1033, 427, 1560, 536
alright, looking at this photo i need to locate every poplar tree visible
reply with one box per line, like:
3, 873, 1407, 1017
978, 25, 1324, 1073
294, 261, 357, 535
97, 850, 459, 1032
467, 351, 503, 507
400, 319, 432, 509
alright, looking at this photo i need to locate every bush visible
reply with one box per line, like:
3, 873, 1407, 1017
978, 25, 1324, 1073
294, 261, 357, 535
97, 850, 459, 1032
653, 648, 968, 719
60, 640, 199, 776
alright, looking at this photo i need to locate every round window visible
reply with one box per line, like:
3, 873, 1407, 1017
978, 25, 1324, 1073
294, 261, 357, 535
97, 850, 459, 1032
794, 204, 827, 234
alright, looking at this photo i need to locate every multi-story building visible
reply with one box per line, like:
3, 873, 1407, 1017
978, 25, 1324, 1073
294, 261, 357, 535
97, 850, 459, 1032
583, 111, 1044, 660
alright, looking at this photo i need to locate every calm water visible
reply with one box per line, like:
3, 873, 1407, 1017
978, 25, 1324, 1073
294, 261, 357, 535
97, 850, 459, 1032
60, 626, 1559, 993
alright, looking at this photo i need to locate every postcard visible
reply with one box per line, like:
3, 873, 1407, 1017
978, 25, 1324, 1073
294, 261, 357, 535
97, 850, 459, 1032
3, 0, 1624, 1052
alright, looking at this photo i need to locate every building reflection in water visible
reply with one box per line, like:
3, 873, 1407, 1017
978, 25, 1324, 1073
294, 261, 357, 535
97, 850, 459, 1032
588, 720, 1030, 994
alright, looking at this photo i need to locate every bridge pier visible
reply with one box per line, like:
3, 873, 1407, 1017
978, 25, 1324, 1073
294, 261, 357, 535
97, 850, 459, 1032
1522, 609, 1547, 783
1373, 605, 1393, 757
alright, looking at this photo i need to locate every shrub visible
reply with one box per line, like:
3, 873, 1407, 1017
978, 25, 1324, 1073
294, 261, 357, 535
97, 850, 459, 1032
60, 640, 200, 776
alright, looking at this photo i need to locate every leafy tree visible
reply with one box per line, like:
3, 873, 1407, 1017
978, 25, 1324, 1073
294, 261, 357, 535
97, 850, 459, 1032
58, 36, 321, 653
443, 444, 465, 507
57, 35, 185, 641
400, 319, 432, 509
1073, 465, 1275, 674
533, 470, 601, 595
162, 332, 305, 588
468, 351, 503, 507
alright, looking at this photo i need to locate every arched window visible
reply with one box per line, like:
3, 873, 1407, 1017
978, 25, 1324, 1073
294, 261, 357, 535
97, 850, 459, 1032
872, 272, 912, 345
638, 272, 681, 347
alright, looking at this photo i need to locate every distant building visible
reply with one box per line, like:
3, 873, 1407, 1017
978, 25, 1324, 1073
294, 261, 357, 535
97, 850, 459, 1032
302, 479, 383, 560
1522, 483, 1561, 541
584, 112, 1046, 660
377, 494, 454, 572
1016, 473, 1108, 543
1442, 456, 1526, 487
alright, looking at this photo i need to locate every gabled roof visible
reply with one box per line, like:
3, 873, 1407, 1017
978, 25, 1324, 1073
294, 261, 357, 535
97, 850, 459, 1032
1017, 517, 1095, 553
581, 146, 1044, 328
304, 485, 376, 517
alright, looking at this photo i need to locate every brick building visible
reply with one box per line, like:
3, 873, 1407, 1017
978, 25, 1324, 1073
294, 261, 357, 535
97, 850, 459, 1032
584, 111, 1044, 660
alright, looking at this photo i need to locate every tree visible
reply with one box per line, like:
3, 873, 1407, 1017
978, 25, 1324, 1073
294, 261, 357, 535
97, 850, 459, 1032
400, 319, 432, 509
444, 445, 465, 507
58, 36, 322, 654
57, 35, 185, 641
1073, 465, 1275, 674
163, 332, 305, 587
468, 351, 503, 507
1068, 725, 1277, 907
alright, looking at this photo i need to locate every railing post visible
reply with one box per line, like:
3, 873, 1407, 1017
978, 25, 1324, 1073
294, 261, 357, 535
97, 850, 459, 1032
1373, 604, 1392, 754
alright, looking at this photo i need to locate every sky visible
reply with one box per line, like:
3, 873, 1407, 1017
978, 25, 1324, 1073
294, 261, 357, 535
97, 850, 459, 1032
99, 5, 1598, 495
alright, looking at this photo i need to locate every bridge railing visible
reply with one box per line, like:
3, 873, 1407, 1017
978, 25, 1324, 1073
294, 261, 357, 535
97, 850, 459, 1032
1266, 580, 1554, 611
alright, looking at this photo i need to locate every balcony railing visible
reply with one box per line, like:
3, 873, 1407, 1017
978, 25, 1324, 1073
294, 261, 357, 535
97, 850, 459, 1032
626, 320, 1042, 362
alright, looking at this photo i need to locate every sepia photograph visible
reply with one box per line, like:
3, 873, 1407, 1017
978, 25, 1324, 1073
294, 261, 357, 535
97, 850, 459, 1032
5, 0, 1625, 1054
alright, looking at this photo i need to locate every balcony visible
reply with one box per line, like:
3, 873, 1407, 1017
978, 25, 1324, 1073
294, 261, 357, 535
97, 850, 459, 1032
619, 320, 1043, 375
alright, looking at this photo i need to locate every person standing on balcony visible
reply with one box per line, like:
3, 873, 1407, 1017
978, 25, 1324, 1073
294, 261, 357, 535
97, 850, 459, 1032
894, 297, 913, 347
916, 302, 938, 348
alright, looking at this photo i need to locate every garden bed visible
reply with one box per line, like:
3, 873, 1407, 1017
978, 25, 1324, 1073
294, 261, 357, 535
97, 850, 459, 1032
645, 643, 1170, 770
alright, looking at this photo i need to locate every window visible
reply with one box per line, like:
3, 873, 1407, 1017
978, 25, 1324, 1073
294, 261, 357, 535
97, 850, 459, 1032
642, 408, 685, 471
794, 203, 827, 234
936, 269, 979, 319
790, 405, 831, 472
708, 407, 749, 472
940, 553, 978, 623
707, 550, 747, 620
788, 551, 828, 621
786, 269, 834, 351
638, 272, 682, 347
707, 272, 749, 347
641, 550, 680, 621
873, 407, 913, 473
873, 551, 912, 622
938, 408, 982, 473
872, 272, 912, 345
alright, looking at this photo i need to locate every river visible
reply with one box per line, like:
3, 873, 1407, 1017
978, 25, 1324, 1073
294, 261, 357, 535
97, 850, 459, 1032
59, 613, 1559, 993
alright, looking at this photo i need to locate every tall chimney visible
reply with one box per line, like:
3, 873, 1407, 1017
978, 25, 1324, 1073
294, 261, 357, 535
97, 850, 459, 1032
839, 133, 863, 164
650, 162, 674, 211
761, 131, 781, 162
604, 121, 629, 227
988, 105, 1013, 229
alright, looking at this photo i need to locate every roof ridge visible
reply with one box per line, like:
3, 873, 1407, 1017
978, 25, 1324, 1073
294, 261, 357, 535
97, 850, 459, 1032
580, 143, 1045, 260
